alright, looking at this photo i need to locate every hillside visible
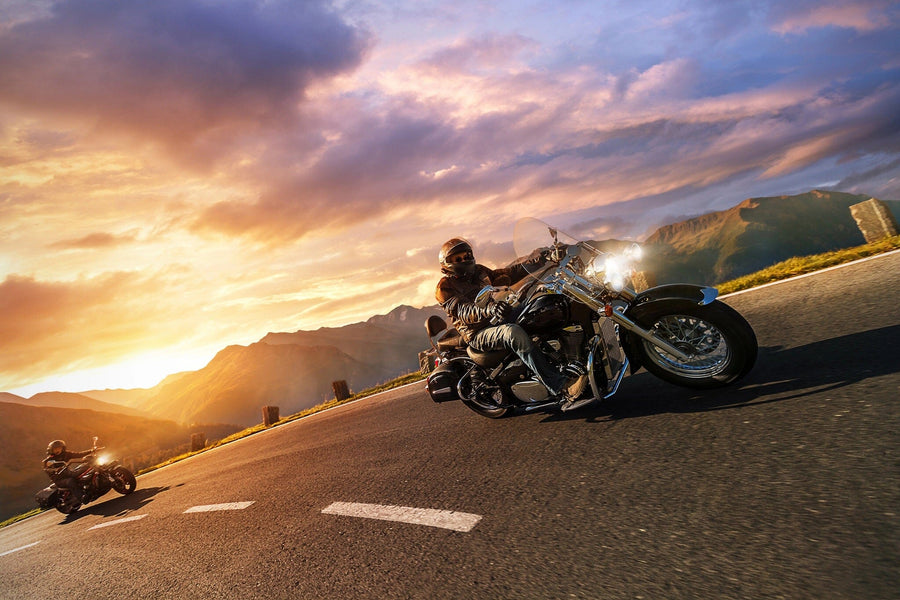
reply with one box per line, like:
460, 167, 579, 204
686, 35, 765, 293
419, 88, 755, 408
0, 401, 239, 521
261, 305, 445, 374
142, 342, 387, 426
643, 190, 896, 284
19, 391, 152, 418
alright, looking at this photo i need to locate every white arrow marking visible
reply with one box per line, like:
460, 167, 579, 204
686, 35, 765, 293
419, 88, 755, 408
87, 514, 148, 531
184, 501, 256, 513
322, 502, 482, 532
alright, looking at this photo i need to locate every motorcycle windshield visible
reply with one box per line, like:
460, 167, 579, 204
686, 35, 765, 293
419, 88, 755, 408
512, 217, 602, 278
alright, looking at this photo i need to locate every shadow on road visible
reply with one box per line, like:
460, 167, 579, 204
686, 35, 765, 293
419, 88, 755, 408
544, 323, 900, 423
59, 485, 175, 524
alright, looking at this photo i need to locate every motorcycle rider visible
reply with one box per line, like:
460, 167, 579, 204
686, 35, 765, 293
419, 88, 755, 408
435, 237, 575, 403
43, 440, 92, 505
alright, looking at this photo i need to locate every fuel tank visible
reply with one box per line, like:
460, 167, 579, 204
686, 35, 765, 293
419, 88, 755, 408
516, 293, 569, 334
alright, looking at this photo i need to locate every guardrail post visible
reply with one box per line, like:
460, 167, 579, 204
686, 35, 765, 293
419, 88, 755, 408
262, 406, 280, 427
850, 198, 899, 243
333, 380, 351, 401
190, 433, 206, 452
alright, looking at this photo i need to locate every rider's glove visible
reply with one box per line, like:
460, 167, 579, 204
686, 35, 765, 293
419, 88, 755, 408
489, 301, 513, 324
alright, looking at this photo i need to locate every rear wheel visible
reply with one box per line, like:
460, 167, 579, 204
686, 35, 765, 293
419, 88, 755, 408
55, 491, 80, 514
112, 467, 137, 495
631, 300, 757, 388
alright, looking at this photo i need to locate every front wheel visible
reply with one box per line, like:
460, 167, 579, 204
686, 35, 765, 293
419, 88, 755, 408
112, 467, 137, 495
629, 300, 757, 388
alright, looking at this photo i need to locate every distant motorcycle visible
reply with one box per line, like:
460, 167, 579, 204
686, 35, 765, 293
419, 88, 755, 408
425, 217, 758, 418
36, 437, 137, 514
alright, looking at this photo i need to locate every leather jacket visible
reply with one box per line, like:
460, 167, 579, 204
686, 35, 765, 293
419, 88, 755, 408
435, 262, 531, 343
43, 449, 91, 482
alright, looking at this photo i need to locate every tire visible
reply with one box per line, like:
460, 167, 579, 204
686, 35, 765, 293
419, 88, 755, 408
55, 491, 79, 514
112, 467, 137, 495
629, 300, 757, 389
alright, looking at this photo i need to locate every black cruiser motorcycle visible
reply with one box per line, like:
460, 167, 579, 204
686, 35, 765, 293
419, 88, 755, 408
36, 437, 137, 514
425, 218, 758, 418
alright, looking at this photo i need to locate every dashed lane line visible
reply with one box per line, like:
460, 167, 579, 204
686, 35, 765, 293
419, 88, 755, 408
322, 502, 482, 532
87, 514, 149, 530
0, 541, 41, 557
183, 501, 256, 513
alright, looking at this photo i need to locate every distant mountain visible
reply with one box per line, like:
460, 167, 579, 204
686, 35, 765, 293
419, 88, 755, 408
142, 342, 388, 426
18, 391, 152, 418
262, 304, 445, 372
137, 305, 444, 427
80, 388, 155, 409
0, 392, 25, 403
642, 190, 898, 284
0, 401, 239, 521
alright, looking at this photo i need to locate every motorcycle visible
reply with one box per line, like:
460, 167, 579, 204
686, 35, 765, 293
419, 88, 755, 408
425, 217, 758, 418
36, 437, 137, 514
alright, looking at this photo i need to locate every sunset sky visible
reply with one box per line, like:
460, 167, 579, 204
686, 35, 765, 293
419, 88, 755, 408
2, 0, 898, 396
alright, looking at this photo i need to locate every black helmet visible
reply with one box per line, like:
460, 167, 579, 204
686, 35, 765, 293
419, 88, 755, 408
47, 440, 66, 456
439, 238, 476, 277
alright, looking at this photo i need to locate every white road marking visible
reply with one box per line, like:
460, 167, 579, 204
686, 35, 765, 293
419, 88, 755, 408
184, 501, 256, 513
0, 541, 41, 557
87, 514, 148, 531
322, 502, 482, 532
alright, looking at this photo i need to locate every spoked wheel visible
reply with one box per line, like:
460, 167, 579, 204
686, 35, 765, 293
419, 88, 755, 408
632, 300, 757, 388
112, 467, 137, 495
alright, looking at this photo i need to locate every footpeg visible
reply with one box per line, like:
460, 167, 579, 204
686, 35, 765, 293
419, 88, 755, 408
560, 397, 596, 412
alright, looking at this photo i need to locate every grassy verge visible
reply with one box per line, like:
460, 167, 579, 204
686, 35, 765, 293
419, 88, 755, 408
716, 235, 900, 295
0, 509, 43, 529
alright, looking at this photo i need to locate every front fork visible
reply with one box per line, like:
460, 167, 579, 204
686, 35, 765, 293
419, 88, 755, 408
557, 279, 694, 362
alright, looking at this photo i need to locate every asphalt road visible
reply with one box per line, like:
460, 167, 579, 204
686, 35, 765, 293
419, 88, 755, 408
2, 251, 898, 599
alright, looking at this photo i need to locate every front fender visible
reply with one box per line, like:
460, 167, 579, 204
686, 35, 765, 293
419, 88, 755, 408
621, 284, 719, 373
631, 283, 718, 307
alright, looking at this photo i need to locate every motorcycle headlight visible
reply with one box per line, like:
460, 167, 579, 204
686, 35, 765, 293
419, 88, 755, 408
584, 255, 604, 281
604, 256, 628, 292
625, 243, 643, 262
583, 243, 643, 292
96, 454, 111, 465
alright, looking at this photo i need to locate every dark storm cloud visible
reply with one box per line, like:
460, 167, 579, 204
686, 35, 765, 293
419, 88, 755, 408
0, 0, 370, 158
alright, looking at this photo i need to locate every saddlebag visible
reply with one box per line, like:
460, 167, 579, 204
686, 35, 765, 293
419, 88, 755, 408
426, 362, 461, 403
35, 486, 57, 509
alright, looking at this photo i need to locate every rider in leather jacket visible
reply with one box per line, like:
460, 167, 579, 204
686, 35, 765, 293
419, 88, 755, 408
435, 237, 569, 398
43, 440, 91, 503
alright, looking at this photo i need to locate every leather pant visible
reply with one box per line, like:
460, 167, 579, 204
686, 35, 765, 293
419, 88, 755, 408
469, 323, 565, 394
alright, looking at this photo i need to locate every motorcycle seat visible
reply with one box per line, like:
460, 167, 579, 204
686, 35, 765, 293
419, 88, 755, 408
466, 346, 508, 368
426, 315, 463, 352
